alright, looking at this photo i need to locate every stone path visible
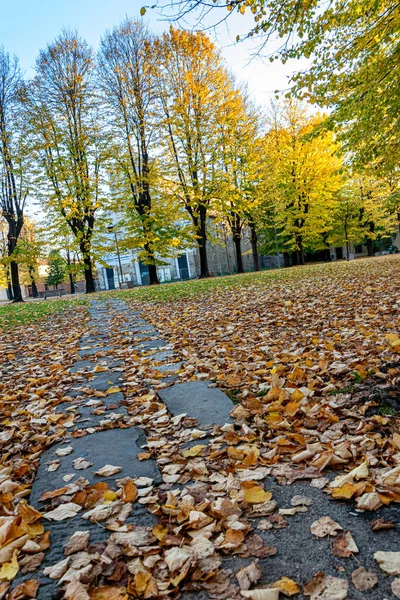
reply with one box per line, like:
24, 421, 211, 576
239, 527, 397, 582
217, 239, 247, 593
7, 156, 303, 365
13, 299, 400, 599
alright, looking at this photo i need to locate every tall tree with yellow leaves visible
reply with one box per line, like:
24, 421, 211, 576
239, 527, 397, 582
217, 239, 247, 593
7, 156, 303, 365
155, 28, 232, 278
262, 101, 343, 265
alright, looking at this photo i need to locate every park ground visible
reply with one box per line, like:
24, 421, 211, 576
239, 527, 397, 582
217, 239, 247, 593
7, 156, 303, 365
2, 255, 400, 599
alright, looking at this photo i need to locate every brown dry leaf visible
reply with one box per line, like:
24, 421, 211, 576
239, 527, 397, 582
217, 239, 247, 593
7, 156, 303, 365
351, 567, 378, 592
370, 518, 395, 531
331, 531, 358, 557
310, 517, 343, 538
122, 480, 137, 503
235, 560, 261, 590
304, 571, 348, 599
7, 579, 39, 599
64, 577, 90, 600
392, 579, 400, 599
64, 531, 90, 556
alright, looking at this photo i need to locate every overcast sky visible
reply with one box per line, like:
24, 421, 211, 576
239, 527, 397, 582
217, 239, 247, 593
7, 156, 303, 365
0, 0, 309, 108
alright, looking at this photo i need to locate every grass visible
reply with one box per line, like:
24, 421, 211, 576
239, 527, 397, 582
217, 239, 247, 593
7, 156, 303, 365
0, 296, 88, 331
103, 256, 393, 304
1, 255, 399, 329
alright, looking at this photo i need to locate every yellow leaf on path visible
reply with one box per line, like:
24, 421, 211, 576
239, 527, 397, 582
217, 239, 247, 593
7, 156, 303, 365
290, 388, 304, 402
106, 387, 121, 395
152, 524, 168, 541
0, 550, 19, 581
182, 445, 205, 458
104, 491, 117, 502
272, 576, 300, 596
134, 570, 151, 594
385, 333, 399, 345
331, 482, 360, 499
244, 486, 272, 504
284, 402, 300, 416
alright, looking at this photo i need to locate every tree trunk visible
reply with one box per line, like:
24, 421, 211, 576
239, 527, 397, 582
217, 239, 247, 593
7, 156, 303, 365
283, 252, 291, 268
197, 205, 210, 278
29, 266, 39, 298
148, 263, 159, 286
231, 213, 244, 274
10, 260, 23, 302
249, 220, 259, 271
82, 254, 95, 293
367, 222, 375, 256
7, 269, 13, 300
69, 272, 75, 294
233, 234, 244, 274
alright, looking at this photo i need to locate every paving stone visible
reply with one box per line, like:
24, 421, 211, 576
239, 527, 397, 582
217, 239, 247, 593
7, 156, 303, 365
149, 350, 175, 362
158, 380, 233, 426
153, 362, 183, 373
137, 339, 168, 351
31, 427, 161, 506
70, 360, 97, 373
78, 345, 114, 356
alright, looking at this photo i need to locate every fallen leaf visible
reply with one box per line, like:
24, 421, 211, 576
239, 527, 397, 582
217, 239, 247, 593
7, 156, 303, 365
272, 576, 300, 596
55, 446, 73, 457
64, 577, 90, 600
64, 531, 90, 556
72, 458, 93, 470
241, 590, 279, 600
310, 517, 343, 538
44, 502, 82, 521
244, 486, 272, 504
304, 571, 348, 599
351, 567, 378, 592
332, 531, 358, 557
94, 465, 122, 477
236, 560, 261, 590
374, 551, 400, 575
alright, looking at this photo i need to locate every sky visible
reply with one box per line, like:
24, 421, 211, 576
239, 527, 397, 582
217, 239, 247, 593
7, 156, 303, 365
0, 0, 309, 107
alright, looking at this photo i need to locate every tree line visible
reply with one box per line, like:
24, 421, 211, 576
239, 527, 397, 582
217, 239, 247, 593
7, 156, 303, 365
1, 18, 399, 301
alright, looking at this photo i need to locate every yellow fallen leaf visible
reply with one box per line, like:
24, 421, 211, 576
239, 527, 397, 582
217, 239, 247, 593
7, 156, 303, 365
104, 490, 117, 502
182, 445, 205, 458
0, 550, 19, 581
284, 401, 300, 416
243, 486, 272, 504
290, 389, 304, 402
106, 387, 121, 395
331, 482, 359, 499
272, 576, 300, 596
152, 524, 168, 541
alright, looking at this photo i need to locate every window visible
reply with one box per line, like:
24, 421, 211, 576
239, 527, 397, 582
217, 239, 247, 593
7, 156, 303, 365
355, 244, 363, 253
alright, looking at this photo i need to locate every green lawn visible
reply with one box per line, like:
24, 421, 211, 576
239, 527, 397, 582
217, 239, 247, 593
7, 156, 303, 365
0, 296, 88, 330
1, 256, 397, 329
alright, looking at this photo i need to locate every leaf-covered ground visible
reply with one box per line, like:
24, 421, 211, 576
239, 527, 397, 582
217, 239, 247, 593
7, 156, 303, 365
1, 255, 400, 600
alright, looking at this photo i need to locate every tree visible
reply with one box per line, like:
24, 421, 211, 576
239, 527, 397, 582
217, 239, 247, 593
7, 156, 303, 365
14, 219, 41, 297
0, 47, 28, 302
46, 250, 66, 289
98, 19, 162, 284
330, 173, 397, 257
214, 81, 262, 273
154, 0, 400, 174
261, 101, 343, 265
23, 30, 108, 293
155, 27, 232, 278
